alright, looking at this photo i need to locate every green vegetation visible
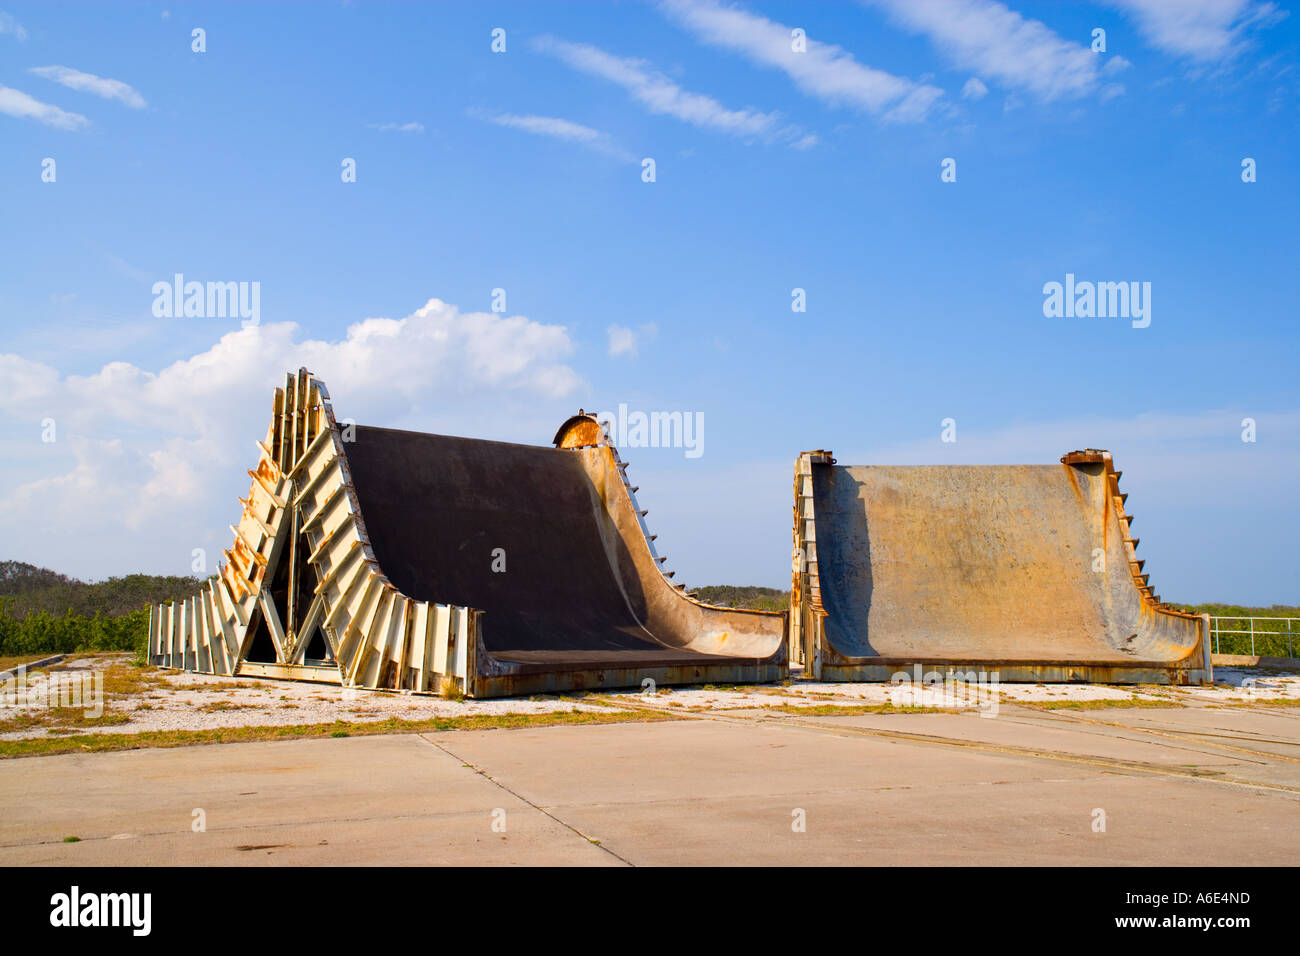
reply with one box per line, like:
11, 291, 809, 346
0, 600, 151, 660
758, 702, 956, 716
0, 560, 200, 663
1170, 603, 1299, 617
1222, 697, 1300, 707
0, 560, 198, 618
694, 585, 789, 611
1169, 603, 1299, 657
0, 707, 679, 759
1017, 697, 1184, 710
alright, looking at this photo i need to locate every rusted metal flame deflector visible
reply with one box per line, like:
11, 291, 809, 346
790, 448, 1211, 685
149, 373, 787, 697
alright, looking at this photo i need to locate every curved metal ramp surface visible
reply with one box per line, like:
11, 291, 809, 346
791, 449, 1211, 684
148, 369, 785, 698
345, 425, 786, 679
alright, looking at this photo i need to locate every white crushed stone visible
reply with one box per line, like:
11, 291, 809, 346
3, 655, 1294, 740
601, 667, 1300, 711
0, 655, 609, 740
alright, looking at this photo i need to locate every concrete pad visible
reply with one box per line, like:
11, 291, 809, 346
427, 718, 1300, 865
3, 707, 1298, 866
0, 735, 615, 866
786, 708, 1300, 792
789, 709, 1244, 769
1031, 706, 1300, 768
1092, 705, 1300, 740
548, 775, 1295, 866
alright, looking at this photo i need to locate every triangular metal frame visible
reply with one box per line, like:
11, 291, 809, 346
149, 368, 476, 693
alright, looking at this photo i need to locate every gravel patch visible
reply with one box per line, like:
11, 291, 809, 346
602, 669, 1300, 712
0, 655, 611, 740
4, 656, 1294, 741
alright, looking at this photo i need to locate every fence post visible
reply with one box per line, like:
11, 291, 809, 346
1250, 618, 1255, 657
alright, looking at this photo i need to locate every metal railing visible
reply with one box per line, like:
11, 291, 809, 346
1210, 617, 1298, 658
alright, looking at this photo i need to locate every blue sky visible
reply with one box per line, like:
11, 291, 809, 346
0, 0, 1296, 604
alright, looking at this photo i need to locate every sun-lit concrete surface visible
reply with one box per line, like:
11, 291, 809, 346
0, 734, 614, 866
1, 701, 1296, 865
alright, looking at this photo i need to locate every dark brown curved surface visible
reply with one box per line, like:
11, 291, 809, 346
345, 426, 782, 669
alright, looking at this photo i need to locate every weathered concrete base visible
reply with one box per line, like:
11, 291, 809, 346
155, 658, 790, 697
818, 659, 1212, 686
471, 659, 789, 697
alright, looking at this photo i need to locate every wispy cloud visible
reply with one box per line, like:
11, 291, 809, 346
1099, 83, 1126, 103
1106, 0, 1287, 63
867, 0, 1108, 101
103, 252, 154, 283
660, 0, 945, 122
484, 112, 601, 142
29, 65, 146, 109
607, 322, 658, 358
476, 110, 633, 160
0, 11, 26, 41
0, 85, 89, 130
962, 77, 989, 100
371, 120, 424, 132
534, 34, 810, 144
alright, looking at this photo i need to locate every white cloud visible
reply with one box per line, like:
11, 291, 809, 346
608, 325, 638, 357
1100, 82, 1126, 103
0, 299, 585, 577
0, 11, 26, 40
1106, 0, 1286, 62
533, 34, 810, 144
478, 110, 632, 160
962, 77, 989, 100
0, 85, 89, 130
29, 65, 147, 109
660, 0, 945, 122
606, 322, 658, 358
869, 0, 1107, 101
372, 120, 424, 132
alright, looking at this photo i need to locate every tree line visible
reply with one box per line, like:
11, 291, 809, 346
0, 560, 199, 659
